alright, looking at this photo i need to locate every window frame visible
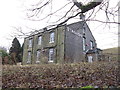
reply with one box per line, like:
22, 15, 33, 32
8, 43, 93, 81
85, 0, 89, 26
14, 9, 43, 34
38, 36, 42, 45
49, 32, 55, 43
36, 50, 41, 63
90, 41, 93, 49
48, 48, 54, 62
83, 37, 86, 51
83, 26, 86, 34
28, 38, 33, 48
27, 51, 31, 64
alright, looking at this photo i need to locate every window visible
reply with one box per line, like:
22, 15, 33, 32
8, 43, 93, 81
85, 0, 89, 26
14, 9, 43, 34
36, 50, 40, 63
49, 32, 55, 43
83, 37, 86, 51
28, 38, 32, 48
38, 36, 42, 45
67, 27, 70, 31
48, 48, 54, 62
83, 27, 86, 34
90, 41, 93, 49
27, 51, 31, 63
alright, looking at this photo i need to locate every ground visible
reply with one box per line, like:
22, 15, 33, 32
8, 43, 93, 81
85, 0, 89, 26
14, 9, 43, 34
2, 60, 119, 89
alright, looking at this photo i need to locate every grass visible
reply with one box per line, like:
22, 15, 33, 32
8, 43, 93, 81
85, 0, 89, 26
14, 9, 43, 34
102, 47, 119, 54
102, 47, 119, 61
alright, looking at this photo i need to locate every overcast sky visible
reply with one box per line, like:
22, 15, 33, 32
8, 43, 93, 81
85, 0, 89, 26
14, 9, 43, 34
0, 0, 118, 50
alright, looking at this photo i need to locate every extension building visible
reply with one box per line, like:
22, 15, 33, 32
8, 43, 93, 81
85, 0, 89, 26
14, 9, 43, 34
22, 21, 98, 64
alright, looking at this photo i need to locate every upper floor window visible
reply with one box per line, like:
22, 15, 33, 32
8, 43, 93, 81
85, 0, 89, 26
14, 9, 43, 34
36, 50, 41, 63
49, 32, 55, 43
38, 36, 42, 45
48, 48, 54, 62
90, 41, 93, 49
28, 38, 32, 48
83, 37, 86, 51
67, 27, 70, 31
27, 51, 31, 64
83, 26, 86, 34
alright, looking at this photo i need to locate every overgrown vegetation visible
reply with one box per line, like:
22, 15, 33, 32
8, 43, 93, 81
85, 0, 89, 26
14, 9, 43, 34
2, 61, 119, 89
0, 47, 9, 64
0, 49, 8, 59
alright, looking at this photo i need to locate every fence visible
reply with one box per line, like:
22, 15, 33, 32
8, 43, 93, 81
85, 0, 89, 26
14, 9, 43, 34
0, 52, 2, 89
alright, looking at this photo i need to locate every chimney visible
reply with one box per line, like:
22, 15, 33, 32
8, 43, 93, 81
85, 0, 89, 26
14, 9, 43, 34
80, 13, 85, 21
43, 27, 47, 31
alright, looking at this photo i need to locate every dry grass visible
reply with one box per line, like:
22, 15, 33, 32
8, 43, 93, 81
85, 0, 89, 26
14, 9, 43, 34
2, 61, 119, 88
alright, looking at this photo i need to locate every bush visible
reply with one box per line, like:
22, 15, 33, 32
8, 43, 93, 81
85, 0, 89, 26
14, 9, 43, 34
0, 49, 8, 58
0, 47, 9, 64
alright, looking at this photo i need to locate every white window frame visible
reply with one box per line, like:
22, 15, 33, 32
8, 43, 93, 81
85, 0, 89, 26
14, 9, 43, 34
90, 41, 93, 49
27, 51, 31, 64
67, 27, 70, 31
49, 32, 55, 43
83, 37, 86, 51
36, 50, 40, 63
48, 48, 54, 62
28, 38, 32, 48
83, 26, 86, 34
38, 36, 42, 45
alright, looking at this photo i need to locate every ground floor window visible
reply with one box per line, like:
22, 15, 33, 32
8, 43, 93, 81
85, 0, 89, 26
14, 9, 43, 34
48, 48, 54, 62
27, 51, 31, 63
36, 50, 41, 63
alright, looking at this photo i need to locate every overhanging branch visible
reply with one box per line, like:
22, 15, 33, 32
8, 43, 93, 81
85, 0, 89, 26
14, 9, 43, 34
73, 0, 103, 13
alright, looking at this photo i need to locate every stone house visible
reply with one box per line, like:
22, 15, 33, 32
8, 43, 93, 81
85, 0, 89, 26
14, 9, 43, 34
22, 21, 98, 64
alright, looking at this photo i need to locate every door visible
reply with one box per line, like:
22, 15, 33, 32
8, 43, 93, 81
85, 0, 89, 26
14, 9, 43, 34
88, 55, 93, 63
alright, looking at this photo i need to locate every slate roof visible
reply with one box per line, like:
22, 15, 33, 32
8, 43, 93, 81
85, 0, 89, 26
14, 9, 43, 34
86, 48, 102, 54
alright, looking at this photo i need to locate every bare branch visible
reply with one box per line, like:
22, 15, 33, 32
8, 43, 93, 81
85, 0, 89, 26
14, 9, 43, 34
86, 19, 120, 24
55, 4, 75, 23
57, 11, 81, 26
13, 0, 119, 39
11, 27, 30, 38
27, 2, 72, 21
73, 0, 103, 13
32, 0, 51, 11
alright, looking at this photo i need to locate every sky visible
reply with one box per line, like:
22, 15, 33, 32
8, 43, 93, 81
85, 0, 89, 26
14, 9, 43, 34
0, 0, 118, 50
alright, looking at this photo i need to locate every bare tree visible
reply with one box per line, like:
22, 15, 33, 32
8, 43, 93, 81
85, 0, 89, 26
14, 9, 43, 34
26, 0, 118, 24
14, 0, 119, 37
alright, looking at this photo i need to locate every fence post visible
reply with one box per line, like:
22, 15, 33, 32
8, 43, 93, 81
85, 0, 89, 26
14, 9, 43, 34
0, 52, 2, 89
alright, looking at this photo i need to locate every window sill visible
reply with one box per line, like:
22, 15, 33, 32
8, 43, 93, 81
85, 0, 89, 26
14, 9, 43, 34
36, 61, 40, 63
49, 41, 54, 44
27, 61, 31, 64
48, 60, 54, 63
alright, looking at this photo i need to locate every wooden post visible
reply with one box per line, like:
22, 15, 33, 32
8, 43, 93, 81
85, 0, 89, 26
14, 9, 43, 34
0, 52, 2, 89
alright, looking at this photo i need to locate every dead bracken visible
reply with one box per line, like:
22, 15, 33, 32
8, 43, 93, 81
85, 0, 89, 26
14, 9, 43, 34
2, 60, 119, 88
